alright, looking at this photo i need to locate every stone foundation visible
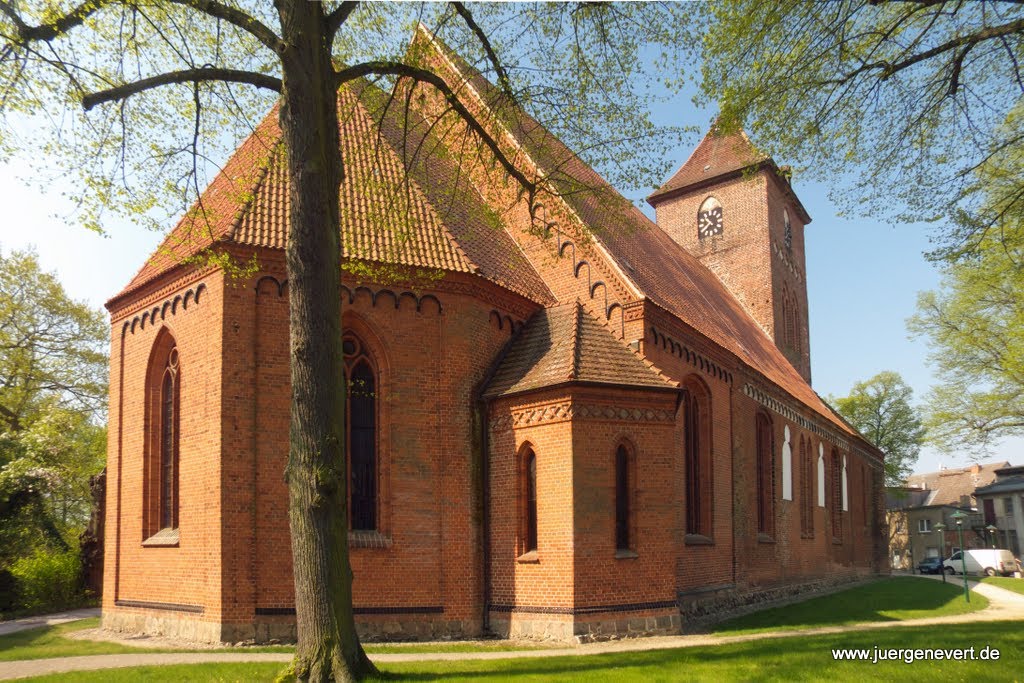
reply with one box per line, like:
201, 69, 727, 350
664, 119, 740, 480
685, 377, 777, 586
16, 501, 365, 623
488, 608, 680, 644
102, 609, 222, 644
679, 570, 883, 631
102, 572, 883, 646
103, 607, 481, 645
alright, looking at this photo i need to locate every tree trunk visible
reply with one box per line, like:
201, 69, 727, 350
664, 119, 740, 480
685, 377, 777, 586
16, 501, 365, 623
276, 1, 374, 680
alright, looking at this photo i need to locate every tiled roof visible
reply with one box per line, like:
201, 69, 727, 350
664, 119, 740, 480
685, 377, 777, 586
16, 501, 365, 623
648, 128, 764, 202
111, 83, 553, 307
886, 487, 932, 510
483, 300, 675, 399
906, 461, 1011, 506
423, 30, 857, 438
975, 473, 1024, 496
645, 127, 811, 223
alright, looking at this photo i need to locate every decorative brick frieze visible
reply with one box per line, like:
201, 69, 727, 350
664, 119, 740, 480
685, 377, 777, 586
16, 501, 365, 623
648, 325, 733, 384
119, 282, 208, 336
114, 599, 204, 613
743, 382, 849, 450
490, 400, 675, 432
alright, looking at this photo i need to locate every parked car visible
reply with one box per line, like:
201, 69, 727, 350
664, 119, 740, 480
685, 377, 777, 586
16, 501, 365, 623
943, 548, 1016, 576
917, 557, 945, 575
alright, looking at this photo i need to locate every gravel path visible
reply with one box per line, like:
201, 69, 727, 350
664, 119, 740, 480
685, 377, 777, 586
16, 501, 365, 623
2, 576, 1022, 680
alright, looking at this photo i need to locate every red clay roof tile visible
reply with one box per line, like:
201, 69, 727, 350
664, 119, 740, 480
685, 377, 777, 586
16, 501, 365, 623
484, 300, 675, 399
112, 85, 553, 306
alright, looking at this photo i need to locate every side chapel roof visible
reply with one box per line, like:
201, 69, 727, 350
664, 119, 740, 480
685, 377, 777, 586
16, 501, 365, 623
484, 300, 675, 399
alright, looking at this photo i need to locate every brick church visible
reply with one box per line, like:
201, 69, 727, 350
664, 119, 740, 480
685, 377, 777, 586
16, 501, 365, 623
102, 27, 885, 644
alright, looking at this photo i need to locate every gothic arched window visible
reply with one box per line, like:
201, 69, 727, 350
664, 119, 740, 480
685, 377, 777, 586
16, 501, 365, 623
831, 448, 843, 540
783, 208, 793, 250
159, 349, 179, 529
682, 379, 713, 539
615, 444, 634, 551
344, 334, 377, 531
144, 330, 179, 541
756, 411, 774, 537
800, 436, 814, 537
519, 446, 538, 555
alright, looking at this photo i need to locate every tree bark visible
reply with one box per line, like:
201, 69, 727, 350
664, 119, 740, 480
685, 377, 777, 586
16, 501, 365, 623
276, 0, 374, 680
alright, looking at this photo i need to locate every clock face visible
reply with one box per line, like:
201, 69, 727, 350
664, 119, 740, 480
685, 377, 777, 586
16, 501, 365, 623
698, 207, 723, 238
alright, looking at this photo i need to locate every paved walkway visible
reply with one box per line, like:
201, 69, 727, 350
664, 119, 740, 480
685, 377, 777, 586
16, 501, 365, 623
3, 576, 1023, 680
0, 609, 100, 637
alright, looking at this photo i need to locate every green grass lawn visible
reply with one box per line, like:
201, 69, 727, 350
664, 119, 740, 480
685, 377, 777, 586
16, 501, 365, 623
364, 641, 555, 654
0, 617, 550, 662
0, 619, 170, 661
17, 620, 1024, 682
979, 576, 1024, 596
713, 577, 987, 635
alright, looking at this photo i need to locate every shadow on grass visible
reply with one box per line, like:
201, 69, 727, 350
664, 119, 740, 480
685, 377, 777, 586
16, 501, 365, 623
0, 618, 101, 656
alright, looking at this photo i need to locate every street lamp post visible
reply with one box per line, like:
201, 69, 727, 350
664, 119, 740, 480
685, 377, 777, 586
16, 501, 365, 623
951, 510, 970, 603
985, 524, 998, 548
935, 522, 947, 584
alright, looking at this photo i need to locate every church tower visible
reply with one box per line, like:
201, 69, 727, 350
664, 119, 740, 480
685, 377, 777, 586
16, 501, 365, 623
648, 128, 812, 383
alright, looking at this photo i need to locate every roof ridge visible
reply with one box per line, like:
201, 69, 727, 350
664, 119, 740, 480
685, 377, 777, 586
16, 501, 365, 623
414, 25, 644, 302
568, 299, 582, 381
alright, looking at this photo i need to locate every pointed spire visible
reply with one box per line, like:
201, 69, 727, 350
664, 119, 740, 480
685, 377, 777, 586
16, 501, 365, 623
648, 126, 765, 205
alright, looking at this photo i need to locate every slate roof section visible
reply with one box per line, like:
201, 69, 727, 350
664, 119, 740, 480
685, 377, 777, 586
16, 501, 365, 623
906, 461, 1011, 507
975, 467, 1024, 496
421, 28, 855, 438
645, 127, 812, 223
483, 301, 676, 399
648, 128, 765, 201
111, 84, 554, 307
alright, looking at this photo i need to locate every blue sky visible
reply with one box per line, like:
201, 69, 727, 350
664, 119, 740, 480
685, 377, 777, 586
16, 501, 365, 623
0, 58, 1019, 475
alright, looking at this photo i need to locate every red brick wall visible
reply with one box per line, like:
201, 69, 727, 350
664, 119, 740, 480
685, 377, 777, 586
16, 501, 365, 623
569, 388, 678, 609
104, 269, 226, 635
653, 171, 813, 383
225, 259, 533, 636
765, 176, 811, 381
654, 173, 773, 339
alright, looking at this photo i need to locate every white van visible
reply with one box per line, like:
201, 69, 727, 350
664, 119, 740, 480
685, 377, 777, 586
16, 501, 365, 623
943, 549, 1016, 577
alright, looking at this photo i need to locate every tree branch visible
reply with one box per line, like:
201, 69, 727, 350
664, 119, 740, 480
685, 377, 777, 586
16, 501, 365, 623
336, 60, 537, 207
82, 67, 281, 110
874, 18, 1024, 82
326, 1, 359, 42
167, 0, 284, 54
0, 0, 283, 55
450, 1, 515, 101
0, 0, 113, 44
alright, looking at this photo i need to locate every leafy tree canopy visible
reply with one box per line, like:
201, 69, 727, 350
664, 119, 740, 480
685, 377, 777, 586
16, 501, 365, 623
0, 249, 107, 566
831, 371, 925, 487
693, 0, 1024, 261
909, 118, 1024, 452
0, 2, 690, 238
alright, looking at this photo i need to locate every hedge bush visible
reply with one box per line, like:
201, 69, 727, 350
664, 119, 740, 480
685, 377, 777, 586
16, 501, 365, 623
9, 549, 82, 612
